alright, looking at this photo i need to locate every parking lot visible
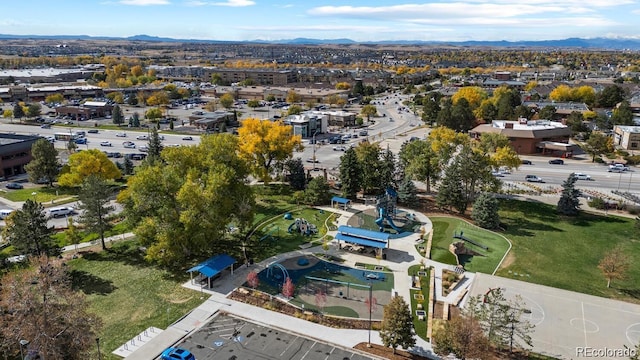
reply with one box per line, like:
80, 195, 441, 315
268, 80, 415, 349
168, 313, 376, 360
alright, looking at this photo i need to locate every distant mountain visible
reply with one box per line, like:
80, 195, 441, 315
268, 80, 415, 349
0, 33, 639, 49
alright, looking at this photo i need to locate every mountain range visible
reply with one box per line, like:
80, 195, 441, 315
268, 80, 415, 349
1, 33, 640, 50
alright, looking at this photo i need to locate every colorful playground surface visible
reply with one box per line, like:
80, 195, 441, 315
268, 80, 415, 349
251, 255, 394, 319
429, 216, 511, 274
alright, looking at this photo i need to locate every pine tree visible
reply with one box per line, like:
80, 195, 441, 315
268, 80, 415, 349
285, 158, 306, 191
1, 199, 58, 256
397, 178, 418, 207
379, 295, 415, 354
112, 104, 124, 126
557, 173, 580, 216
78, 175, 115, 251
339, 148, 362, 199
13, 103, 24, 121
378, 146, 397, 190
132, 112, 140, 127
471, 193, 500, 229
25, 138, 60, 187
436, 162, 466, 213
146, 126, 163, 164
436, 98, 453, 129
123, 156, 134, 175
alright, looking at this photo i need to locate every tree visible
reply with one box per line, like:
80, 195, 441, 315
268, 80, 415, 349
3, 109, 13, 119
78, 175, 114, 251
64, 217, 82, 253
58, 149, 122, 187
339, 148, 362, 199
361, 104, 377, 122
595, 84, 626, 108
611, 101, 634, 125
286, 90, 301, 104
378, 147, 397, 191
557, 173, 581, 216
67, 138, 78, 153
335, 82, 351, 90
26, 103, 41, 118
282, 277, 295, 298
122, 156, 134, 175
472, 193, 500, 229
355, 142, 382, 194
13, 103, 24, 121
583, 132, 614, 162
286, 104, 303, 115
451, 98, 476, 132
285, 158, 306, 191
0, 256, 101, 360
219, 93, 235, 109
303, 177, 331, 205
2, 199, 58, 256
475, 99, 497, 122
538, 105, 557, 120
237, 118, 302, 183
397, 178, 418, 207
379, 295, 415, 354
146, 126, 163, 164
145, 107, 163, 122
432, 315, 491, 360
112, 104, 124, 126
452, 86, 487, 109
119, 134, 255, 266
399, 139, 439, 193
25, 138, 60, 187
45, 93, 64, 104
436, 98, 453, 128
436, 162, 466, 213
598, 245, 630, 288
130, 112, 140, 127
246, 271, 259, 289
247, 99, 261, 109
422, 96, 440, 125
549, 84, 573, 101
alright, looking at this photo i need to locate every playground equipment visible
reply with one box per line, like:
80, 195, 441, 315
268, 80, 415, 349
266, 262, 290, 285
287, 218, 318, 236
375, 187, 403, 233
259, 226, 279, 242
453, 231, 489, 250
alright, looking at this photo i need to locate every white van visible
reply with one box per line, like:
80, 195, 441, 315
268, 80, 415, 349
47, 207, 74, 218
0, 209, 15, 220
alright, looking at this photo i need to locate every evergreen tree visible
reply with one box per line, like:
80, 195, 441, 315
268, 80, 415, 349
112, 104, 124, 126
378, 146, 397, 190
285, 158, 306, 191
25, 138, 60, 187
145, 126, 163, 164
303, 177, 332, 205
1, 199, 58, 256
451, 98, 475, 132
78, 175, 115, 251
538, 105, 557, 120
379, 295, 416, 354
13, 103, 24, 121
422, 96, 440, 125
595, 84, 625, 108
397, 178, 418, 207
557, 173, 581, 216
471, 193, 500, 229
436, 162, 466, 213
436, 98, 454, 128
355, 142, 382, 194
611, 100, 634, 125
132, 112, 140, 127
339, 148, 362, 199
123, 156, 134, 175
496, 95, 515, 120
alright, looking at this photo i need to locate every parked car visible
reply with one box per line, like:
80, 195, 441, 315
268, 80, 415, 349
525, 175, 544, 183
182, 136, 193, 141
136, 135, 148, 140
100, 141, 112, 147
160, 347, 195, 360
87, 129, 99, 134
306, 158, 320, 163
138, 145, 148, 152
115, 132, 127, 137
521, 159, 532, 165
47, 207, 74, 219
123, 141, 136, 149
574, 173, 592, 180
333, 145, 346, 151
5, 182, 23, 189
548, 159, 564, 165
0, 209, 15, 220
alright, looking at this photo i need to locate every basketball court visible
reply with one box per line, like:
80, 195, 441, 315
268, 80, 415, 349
468, 273, 640, 359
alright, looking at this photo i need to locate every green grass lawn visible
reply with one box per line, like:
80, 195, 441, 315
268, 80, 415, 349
68, 241, 205, 360
0, 186, 79, 202
429, 217, 511, 274
52, 221, 131, 247
495, 199, 640, 302
408, 264, 430, 340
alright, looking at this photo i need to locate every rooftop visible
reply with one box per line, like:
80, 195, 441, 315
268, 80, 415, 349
492, 119, 566, 130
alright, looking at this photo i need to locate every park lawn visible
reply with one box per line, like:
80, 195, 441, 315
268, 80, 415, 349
495, 199, 640, 302
0, 186, 79, 202
251, 207, 335, 260
251, 184, 298, 227
52, 221, 131, 247
68, 241, 205, 360
429, 217, 511, 274
408, 265, 430, 340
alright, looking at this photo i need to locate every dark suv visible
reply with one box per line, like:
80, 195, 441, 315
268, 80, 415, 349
548, 159, 564, 165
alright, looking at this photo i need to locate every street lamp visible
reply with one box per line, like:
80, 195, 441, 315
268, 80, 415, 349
367, 283, 373, 347
19, 339, 29, 360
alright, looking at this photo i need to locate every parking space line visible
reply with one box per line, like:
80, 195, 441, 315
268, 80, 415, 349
300, 341, 316, 360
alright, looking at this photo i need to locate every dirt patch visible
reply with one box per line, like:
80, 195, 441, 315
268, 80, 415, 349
499, 251, 516, 269
353, 343, 432, 359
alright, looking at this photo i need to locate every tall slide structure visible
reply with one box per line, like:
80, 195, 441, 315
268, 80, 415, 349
375, 187, 402, 233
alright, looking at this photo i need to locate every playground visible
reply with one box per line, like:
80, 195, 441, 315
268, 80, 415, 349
347, 188, 423, 235
253, 255, 394, 319
429, 217, 511, 274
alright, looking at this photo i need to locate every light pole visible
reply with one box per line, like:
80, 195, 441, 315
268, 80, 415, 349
96, 338, 102, 360
19, 340, 28, 360
628, 172, 633, 192
367, 283, 372, 347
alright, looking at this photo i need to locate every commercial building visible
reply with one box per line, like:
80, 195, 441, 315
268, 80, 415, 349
470, 119, 575, 155
0, 133, 41, 179
613, 125, 640, 150
284, 113, 328, 138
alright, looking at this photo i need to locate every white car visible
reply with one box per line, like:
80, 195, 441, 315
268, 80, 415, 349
138, 145, 148, 152
525, 175, 544, 183
115, 132, 127, 137
574, 173, 592, 180
136, 135, 148, 140
333, 145, 346, 151
100, 141, 112, 147
122, 142, 136, 149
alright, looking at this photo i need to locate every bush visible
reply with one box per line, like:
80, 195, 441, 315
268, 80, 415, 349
588, 197, 606, 209
624, 155, 640, 165
617, 150, 630, 157
628, 206, 640, 215
594, 157, 605, 163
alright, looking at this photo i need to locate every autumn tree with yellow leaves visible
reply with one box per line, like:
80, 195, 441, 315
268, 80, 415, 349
238, 118, 302, 182
58, 149, 122, 187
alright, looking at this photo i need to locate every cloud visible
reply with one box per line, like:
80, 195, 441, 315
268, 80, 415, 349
185, 1, 208, 5
210, 0, 255, 6
119, 0, 170, 5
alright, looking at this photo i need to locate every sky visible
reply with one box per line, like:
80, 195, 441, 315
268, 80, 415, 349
1, 0, 639, 42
